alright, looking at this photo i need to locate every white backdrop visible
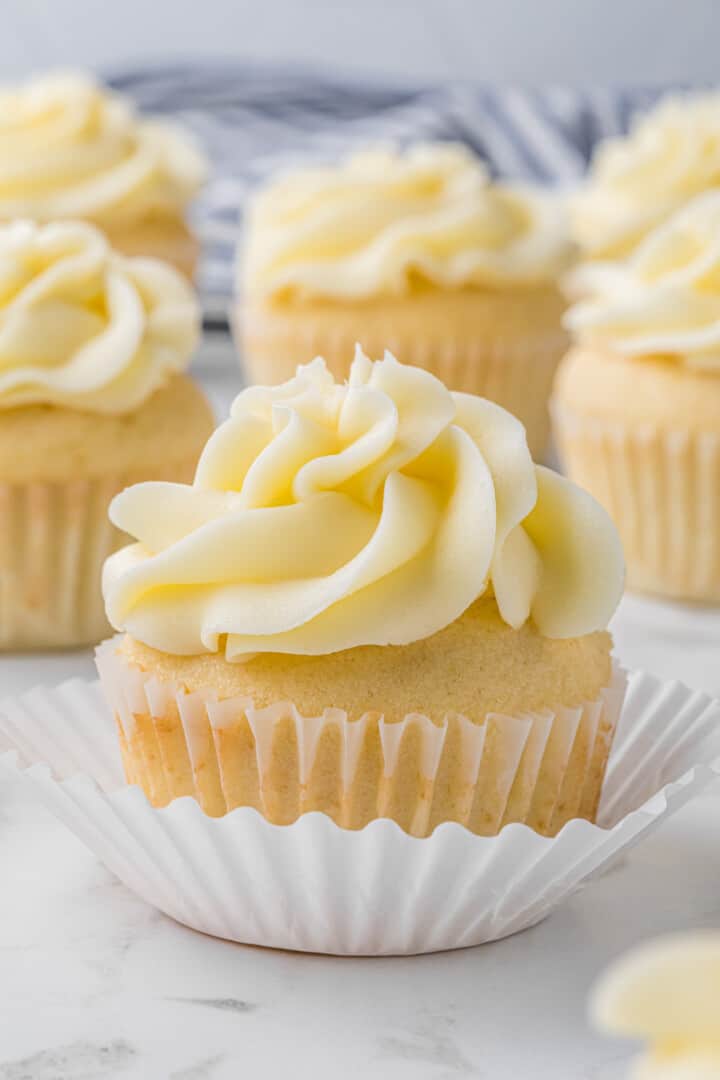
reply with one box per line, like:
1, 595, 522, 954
3, 0, 718, 84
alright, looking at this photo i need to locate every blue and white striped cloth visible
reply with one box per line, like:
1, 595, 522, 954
109, 63, 670, 323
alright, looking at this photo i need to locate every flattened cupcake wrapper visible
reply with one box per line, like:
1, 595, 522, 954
94, 638, 626, 839
1, 666, 719, 954
0, 465, 194, 651
553, 406, 720, 602
238, 307, 568, 460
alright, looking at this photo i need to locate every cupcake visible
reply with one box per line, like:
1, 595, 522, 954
98, 346, 624, 837
572, 91, 720, 261
0, 71, 206, 278
0, 219, 214, 648
592, 933, 720, 1078
237, 142, 572, 459
554, 191, 720, 603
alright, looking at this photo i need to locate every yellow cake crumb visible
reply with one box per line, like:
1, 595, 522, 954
555, 346, 720, 432
120, 595, 612, 725
0, 374, 214, 483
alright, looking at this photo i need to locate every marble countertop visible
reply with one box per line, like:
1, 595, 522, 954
0, 335, 718, 1080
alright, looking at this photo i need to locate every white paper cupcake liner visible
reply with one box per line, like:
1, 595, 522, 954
0, 464, 195, 650
238, 304, 567, 460
95, 639, 624, 837
0, 476, 121, 649
553, 407, 720, 602
1, 668, 718, 955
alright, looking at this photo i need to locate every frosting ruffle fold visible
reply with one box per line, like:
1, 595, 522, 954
572, 92, 720, 258
104, 348, 623, 657
0, 220, 200, 413
567, 190, 720, 372
0, 71, 205, 227
242, 143, 571, 301
592, 933, 720, 1080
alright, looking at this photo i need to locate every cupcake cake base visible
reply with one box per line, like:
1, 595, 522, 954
104, 215, 200, 280
554, 348, 720, 602
239, 286, 569, 460
1, 664, 718, 953
96, 599, 622, 838
0, 376, 214, 650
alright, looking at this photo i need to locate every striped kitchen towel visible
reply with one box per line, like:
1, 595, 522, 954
108, 62, 672, 323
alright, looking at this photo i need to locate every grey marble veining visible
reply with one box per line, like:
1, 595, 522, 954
0, 1041, 137, 1080
0, 794, 719, 1079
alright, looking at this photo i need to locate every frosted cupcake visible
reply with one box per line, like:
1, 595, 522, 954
98, 347, 624, 837
572, 92, 720, 260
0, 72, 206, 278
238, 143, 572, 458
0, 219, 214, 648
592, 933, 720, 1078
555, 191, 720, 602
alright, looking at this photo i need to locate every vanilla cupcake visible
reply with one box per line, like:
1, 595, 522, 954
592, 933, 720, 1078
98, 347, 624, 837
0, 220, 214, 648
0, 72, 206, 278
237, 143, 572, 458
572, 92, 720, 260
555, 191, 720, 603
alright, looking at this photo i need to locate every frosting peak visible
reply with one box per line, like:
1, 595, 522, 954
573, 92, 720, 258
592, 933, 720, 1080
242, 142, 571, 301
0, 220, 200, 413
0, 71, 206, 227
103, 348, 623, 658
567, 191, 720, 372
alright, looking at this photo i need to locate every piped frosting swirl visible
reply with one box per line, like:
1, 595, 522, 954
567, 190, 720, 372
0, 219, 200, 413
593, 933, 720, 1080
242, 142, 571, 301
103, 348, 623, 658
0, 71, 206, 227
572, 92, 720, 258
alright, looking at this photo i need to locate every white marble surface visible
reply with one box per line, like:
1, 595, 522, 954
0, 334, 719, 1079
1, 786, 718, 1080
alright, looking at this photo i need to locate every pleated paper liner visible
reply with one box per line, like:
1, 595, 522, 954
0, 462, 197, 651
237, 305, 568, 460
95, 639, 625, 838
553, 406, 720, 603
1, 667, 719, 955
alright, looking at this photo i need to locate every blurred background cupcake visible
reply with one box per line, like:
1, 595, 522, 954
0, 219, 214, 649
237, 142, 572, 459
571, 91, 720, 261
0, 71, 207, 278
554, 191, 720, 603
99, 347, 624, 835
592, 931, 720, 1078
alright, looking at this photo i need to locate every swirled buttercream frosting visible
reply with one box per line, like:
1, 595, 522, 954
0, 220, 200, 412
103, 347, 623, 658
0, 71, 206, 227
572, 92, 720, 258
592, 933, 720, 1080
567, 191, 720, 371
242, 142, 571, 301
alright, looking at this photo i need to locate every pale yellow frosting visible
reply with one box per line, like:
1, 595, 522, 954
0, 220, 200, 413
592, 933, 720, 1080
103, 348, 623, 658
242, 142, 571, 301
0, 71, 206, 228
573, 92, 720, 258
566, 191, 720, 372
